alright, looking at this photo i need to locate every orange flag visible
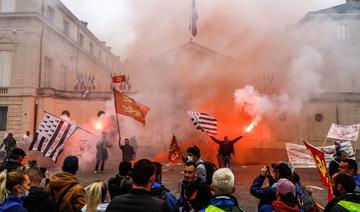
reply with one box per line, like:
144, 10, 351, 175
303, 140, 334, 200
113, 89, 149, 125
112, 75, 126, 83
168, 135, 182, 163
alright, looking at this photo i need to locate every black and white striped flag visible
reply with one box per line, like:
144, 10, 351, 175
188, 111, 217, 135
29, 112, 77, 162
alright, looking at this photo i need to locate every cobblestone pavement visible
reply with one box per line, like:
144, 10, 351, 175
75, 162, 328, 212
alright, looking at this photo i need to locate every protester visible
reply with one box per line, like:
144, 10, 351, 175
46, 155, 86, 211
94, 132, 112, 174
108, 160, 133, 199
184, 146, 207, 183
0, 148, 26, 172
0, 171, 30, 212
106, 159, 169, 212
19, 131, 31, 152
200, 168, 244, 212
291, 172, 318, 212
271, 178, 300, 212
324, 171, 360, 211
338, 158, 360, 191
119, 138, 136, 162
326, 141, 348, 177
210, 135, 243, 168
0, 133, 17, 160
150, 162, 179, 212
250, 162, 292, 211
82, 181, 109, 212
23, 166, 58, 212
178, 162, 212, 212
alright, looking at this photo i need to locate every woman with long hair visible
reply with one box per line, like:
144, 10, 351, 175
82, 181, 109, 212
0, 170, 30, 211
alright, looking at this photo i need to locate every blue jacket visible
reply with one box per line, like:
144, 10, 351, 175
0, 195, 28, 212
199, 194, 244, 212
354, 175, 360, 192
151, 181, 179, 212
250, 175, 276, 209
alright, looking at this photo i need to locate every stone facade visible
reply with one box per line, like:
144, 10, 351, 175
0, 0, 122, 141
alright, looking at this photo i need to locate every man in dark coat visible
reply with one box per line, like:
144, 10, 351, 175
23, 166, 58, 212
94, 132, 112, 173
0, 148, 26, 172
119, 138, 135, 162
0, 133, 17, 159
106, 159, 169, 212
178, 162, 212, 212
210, 135, 242, 168
325, 171, 360, 212
108, 160, 133, 199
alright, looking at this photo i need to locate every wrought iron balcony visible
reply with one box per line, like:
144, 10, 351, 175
37, 87, 113, 100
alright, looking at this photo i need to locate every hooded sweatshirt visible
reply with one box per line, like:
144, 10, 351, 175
46, 172, 85, 212
272, 200, 299, 212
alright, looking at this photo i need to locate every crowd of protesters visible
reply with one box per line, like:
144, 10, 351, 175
0, 135, 360, 211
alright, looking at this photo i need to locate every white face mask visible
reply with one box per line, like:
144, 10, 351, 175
187, 156, 193, 162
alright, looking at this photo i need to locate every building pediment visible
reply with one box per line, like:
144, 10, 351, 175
151, 40, 232, 64
0, 35, 17, 44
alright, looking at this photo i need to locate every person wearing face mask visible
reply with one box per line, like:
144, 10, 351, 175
0, 171, 30, 212
23, 167, 58, 212
178, 162, 212, 212
185, 146, 207, 183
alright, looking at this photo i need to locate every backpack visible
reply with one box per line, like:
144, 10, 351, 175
198, 161, 217, 185
296, 184, 316, 212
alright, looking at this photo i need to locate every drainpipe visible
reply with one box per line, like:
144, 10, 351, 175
34, 0, 45, 134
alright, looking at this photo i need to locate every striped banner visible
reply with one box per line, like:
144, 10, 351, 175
188, 111, 217, 135
29, 112, 77, 162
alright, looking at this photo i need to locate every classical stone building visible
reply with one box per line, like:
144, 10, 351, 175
0, 0, 122, 140
294, 0, 360, 146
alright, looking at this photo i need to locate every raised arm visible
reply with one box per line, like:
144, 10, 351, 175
230, 136, 243, 144
209, 136, 221, 144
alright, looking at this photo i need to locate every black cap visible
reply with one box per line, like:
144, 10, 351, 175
9, 148, 26, 159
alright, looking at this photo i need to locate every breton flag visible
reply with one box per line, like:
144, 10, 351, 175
189, 0, 198, 37
29, 112, 77, 162
113, 89, 150, 125
188, 111, 217, 135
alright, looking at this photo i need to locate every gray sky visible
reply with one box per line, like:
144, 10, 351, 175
60, 0, 345, 57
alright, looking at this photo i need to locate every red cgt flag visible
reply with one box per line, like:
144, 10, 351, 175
168, 135, 182, 163
113, 89, 149, 125
112, 75, 126, 83
303, 140, 334, 200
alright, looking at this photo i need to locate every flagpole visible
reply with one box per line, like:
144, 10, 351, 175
43, 111, 99, 138
113, 88, 122, 147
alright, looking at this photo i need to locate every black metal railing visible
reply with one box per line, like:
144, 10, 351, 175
37, 87, 113, 100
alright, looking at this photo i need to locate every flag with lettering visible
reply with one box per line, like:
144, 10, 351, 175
168, 135, 182, 163
303, 140, 334, 200
113, 89, 150, 125
29, 112, 77, 162
188, 111, 217, 135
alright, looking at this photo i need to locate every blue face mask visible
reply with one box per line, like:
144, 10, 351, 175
187, 156, 193, 162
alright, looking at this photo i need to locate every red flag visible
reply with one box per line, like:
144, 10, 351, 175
113, 89, 149, 125
303, 140, 334, 200
168, 135, 182, 163
112, 75, 126, 83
